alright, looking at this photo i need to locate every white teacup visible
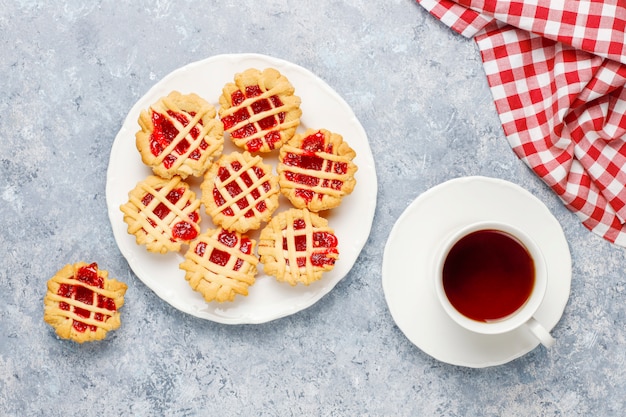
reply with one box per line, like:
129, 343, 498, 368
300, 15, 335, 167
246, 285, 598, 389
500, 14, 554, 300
434, 221, 555, 348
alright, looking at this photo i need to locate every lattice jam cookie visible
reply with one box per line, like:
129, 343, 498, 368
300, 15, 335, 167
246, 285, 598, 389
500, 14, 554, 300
258, 208, 339, 286
180, 228, 258, 302
136, 91, 224, 178
44, 262, 127, 343
120, 175, 201, 254
219, 68, 301, 153
277, 128, 357, 212
201, 151, 279, 233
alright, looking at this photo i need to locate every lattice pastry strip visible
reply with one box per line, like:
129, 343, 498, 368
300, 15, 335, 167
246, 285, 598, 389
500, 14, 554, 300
219, 68, 302, 153
120, 175, 201, 254
180, 228, 258, 302
136, 91, 224, 178
201, 151, 279, 233
44, 262, 127, 343
258, 208, 339, 286
278, 128, 358, 212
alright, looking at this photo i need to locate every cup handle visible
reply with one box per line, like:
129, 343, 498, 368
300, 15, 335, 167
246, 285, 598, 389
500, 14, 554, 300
526, 317, 555, 348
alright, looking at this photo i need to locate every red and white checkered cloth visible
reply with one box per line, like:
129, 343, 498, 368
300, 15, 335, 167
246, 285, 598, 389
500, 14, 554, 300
417, 0, 626, 246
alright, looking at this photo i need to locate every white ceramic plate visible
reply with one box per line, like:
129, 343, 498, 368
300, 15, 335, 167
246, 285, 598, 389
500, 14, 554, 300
382, 176, 571, 368
106, 54, 377, 324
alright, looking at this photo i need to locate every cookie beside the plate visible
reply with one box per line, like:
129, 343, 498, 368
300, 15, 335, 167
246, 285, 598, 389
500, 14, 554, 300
44, 262, 127, 343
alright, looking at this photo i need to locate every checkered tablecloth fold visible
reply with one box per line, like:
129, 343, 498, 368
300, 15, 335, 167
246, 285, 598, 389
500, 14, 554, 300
417, 0, 626, 245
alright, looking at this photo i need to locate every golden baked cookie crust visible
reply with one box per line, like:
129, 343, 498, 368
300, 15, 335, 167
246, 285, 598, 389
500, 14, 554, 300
277, 128, 357, 212
44, 262, 127, 343
219, 68, 301, 153
120, 175, 201, 254
201, 151, 279, 233
136, 91, 224, 178
258, 208, 339, 286
180, 228, 258, 302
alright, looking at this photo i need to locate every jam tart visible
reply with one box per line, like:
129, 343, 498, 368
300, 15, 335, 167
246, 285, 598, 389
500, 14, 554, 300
120, 175, 201, 254
180, 228, 258, 302
201, 151, 279, 233
136, 91, 224, 179
258, 208, 339, 286
277, 128, 357, 212
219, 68, 302, 153
44, 262, 127, 343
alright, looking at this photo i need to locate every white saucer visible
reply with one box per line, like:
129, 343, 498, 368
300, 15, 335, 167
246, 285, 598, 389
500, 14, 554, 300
382, 176, 571, 368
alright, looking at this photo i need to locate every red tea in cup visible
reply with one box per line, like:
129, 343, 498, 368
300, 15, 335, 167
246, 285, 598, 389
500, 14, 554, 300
442, 229, 535, 322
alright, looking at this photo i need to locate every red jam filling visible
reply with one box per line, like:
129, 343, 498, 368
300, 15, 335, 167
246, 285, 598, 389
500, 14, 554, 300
282, 221, 338, 268
149, 110, 204, 169
221, 86, 285, 151
172, 221, 197, 240
56, 263, 117, 333
282, 131, 347, 203
205, 231, 253, 271
141, 187, 198, 241
214, 163, 271, 217
209, 248, 230, 267
195, 241, 207, 257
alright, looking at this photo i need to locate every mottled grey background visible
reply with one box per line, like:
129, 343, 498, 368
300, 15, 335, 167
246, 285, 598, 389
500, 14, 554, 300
2, 1, 626, 416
